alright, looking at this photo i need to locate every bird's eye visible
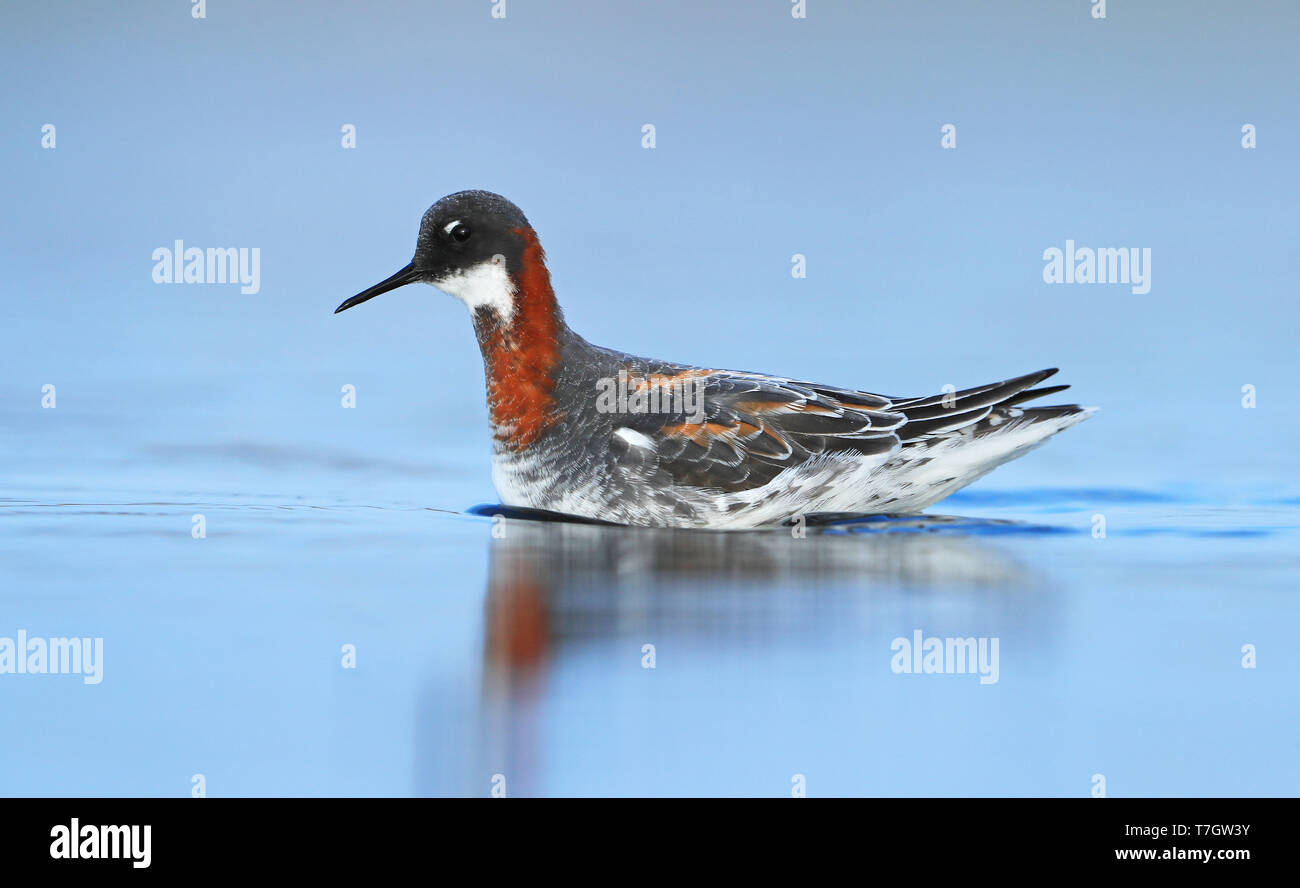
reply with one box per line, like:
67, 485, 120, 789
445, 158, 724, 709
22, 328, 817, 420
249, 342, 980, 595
450, 223, 471, 243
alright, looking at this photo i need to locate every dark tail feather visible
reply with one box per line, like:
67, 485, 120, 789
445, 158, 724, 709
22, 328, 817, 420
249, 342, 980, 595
892, 368, 1058, 411
895, 369, 1063, 440
1001, 384, 1071, 408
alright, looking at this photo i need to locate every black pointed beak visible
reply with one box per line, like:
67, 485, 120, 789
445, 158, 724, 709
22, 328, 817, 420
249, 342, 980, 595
334, 263, 421, 314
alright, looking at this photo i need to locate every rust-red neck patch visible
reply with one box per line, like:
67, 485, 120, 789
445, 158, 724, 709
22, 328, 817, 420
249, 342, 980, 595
479, 226, 563, 450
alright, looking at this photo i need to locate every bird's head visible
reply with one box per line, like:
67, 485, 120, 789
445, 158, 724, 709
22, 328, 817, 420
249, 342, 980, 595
335, 190, 547, 327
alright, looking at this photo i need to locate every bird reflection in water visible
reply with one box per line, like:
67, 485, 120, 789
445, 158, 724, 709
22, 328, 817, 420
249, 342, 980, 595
482, 510, 1043, 668
473, 509, 1055, 794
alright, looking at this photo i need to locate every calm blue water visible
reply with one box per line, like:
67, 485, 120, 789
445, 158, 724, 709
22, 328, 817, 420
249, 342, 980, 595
2, 1, 1298, 796
3, 413, 1298, 796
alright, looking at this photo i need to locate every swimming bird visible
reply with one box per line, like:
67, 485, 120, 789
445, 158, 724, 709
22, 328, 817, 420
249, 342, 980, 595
335, 190, 1095, 529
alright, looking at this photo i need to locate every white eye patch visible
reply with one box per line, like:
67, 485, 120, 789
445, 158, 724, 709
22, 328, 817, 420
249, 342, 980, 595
443, 220, 462, 235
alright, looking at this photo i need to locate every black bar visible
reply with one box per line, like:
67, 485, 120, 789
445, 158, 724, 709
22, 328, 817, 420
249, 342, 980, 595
0, 798, 1285, 873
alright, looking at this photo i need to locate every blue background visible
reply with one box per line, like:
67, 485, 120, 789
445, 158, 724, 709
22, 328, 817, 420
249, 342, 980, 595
2, 0, 1297, 796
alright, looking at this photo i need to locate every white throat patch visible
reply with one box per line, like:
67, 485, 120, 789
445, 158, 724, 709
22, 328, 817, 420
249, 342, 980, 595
434, 256, 514, 322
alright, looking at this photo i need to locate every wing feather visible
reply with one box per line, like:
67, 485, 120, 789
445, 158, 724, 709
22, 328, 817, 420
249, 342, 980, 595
609, 367, 903, 493
607, 365, 1073, 493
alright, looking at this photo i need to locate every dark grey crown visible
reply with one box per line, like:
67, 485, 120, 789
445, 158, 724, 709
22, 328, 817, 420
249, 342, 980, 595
414, 190, 534, 282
